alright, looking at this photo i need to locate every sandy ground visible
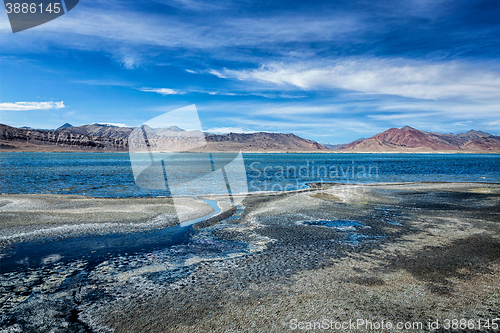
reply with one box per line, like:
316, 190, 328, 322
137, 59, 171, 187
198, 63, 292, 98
1, 183, 499, 332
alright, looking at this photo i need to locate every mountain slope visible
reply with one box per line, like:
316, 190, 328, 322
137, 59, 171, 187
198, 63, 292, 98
204, 132, 327, 151
460, 136, 500, 151
336, 126, 500, 152
428, 130, 492, 147
55, 123, 74, 131
59, 124, 134, 139
0, 124, 128, 151
0, 123, 327, 152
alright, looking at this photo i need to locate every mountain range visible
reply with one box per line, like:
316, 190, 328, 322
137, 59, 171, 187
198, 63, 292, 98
336, 126, 500, 152
0, 123, 327, 152
0, 123, 499, 153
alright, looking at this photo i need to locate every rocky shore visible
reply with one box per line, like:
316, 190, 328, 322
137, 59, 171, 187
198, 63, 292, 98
1, 183, 499, 332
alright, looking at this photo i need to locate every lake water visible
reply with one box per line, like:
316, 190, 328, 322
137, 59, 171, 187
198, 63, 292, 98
0, 152, 499, 197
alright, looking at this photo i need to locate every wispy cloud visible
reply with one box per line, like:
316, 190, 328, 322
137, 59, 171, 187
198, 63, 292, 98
138, 88, 185, 95
0, 5, 363, 68
164, 0, 230, 11
115, 52, 142, 70
0, 101, 66, 111
213, 59, 500, 100
96, 122, 128, 127
484, 120, 500, 133
222, 116, 386, 137
205, 127, 256, 134
368, 112, 441, 121
453, 120, 472, 126
73, 79, 132, 86
252, 105, 342, 116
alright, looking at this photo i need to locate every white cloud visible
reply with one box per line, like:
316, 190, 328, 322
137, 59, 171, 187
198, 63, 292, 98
453, 120, 472, 126
252, 105, 341, 116
221, 117, 386, 137
73, 79, 131, 86
0, 101, 66, 111
486, 120, 500, 126
96, 122, 128, 127
0, 6, 363, 68
205, 127, 256, 134
156, 0, 230, 11
118, 54, 141, 70
368, 112, 440, 121
139, 88, 185, 95
209, 69, 226, 79
212, 59, 500, 100
375, 100, 500, 119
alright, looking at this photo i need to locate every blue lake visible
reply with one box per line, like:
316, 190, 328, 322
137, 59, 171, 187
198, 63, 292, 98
0, 152, 499, 197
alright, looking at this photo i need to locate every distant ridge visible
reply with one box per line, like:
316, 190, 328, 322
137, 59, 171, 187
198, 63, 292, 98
58, 123, 134, 139
334, 126, 500, 152
204, 132, 326, 151
2, 123, 498, 153
0, 123, 328, 152
58, 123, 328, 151
0, 123, 128, 151
55, 123, 73, 131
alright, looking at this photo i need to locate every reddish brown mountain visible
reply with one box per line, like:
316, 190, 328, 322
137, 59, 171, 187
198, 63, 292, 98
336, 126, 500, 152
460, 136, 500, 151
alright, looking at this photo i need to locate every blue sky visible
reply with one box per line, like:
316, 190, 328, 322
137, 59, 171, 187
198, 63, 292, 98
0, 0, 499, 144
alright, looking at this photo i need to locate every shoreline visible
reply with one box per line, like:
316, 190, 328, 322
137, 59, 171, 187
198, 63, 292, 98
1, 180, 498, 246
0, 194, 217, 247
2, 180, 499, 199
2, 149, 500, 154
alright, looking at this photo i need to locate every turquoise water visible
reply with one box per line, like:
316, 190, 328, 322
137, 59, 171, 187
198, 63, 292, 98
0, 152, 499, 197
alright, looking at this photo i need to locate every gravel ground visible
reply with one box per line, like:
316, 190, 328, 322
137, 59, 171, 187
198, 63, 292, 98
1, 183, 499, 333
